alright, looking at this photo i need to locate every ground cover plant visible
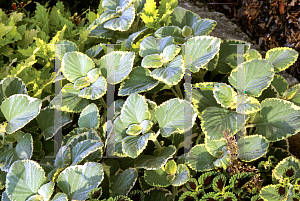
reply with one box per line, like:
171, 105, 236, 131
0, 0, 300, 200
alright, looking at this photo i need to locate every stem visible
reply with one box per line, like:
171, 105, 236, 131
244, 124, 256, 129
170, 86, 179, 98
172, 186, 178, 198
99, 97, 107, 110
175, 84, 183, 99
152, 138, 162, 150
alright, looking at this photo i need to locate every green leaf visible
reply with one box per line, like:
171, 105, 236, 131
150, 55, 184, 85
1, 94, 42, 134
78, 76, 107, 100
134, 145, 176, 170
78, 103, 100, 129
88, 20, 116, 39
233, 95, 261, 115
126, 124, 143, 136
73, 77, 91, 90
165, 160, 177, 175
144, 168, 170, 187
38, 181, 55, 201
228, 58, 275, 97
271, 74, 289, 96
84, 44, 103, 58
215, 39, 250, 74
170, 7, 200, 28
49, 83, 89, 113
155, 98, 197, 137
170, 164, 190, 186
191, 82, 221, 115
0, 133, 33, 172
56, 162, 104, 200
126, 27, 148, 50
186, 144, 216, 171
154, 26, 185, 43
142, 54, 163, 68
238, 135, 269, 162
71, 139, 103, 166
265, 47, 299, 73
213, 83, 237, 108
0, 76, 27, 99
104, 5, 135, 31
200, 107, 248, 140
245, 49, 262, 60
192, 19, 217, 36
62, 52, 95, 83
122, 132, 154, 158
139, 36, 174, 57
118, 66, 159, 96
282, 83, 300, 107
58, 40, 78, 56
6, 160, 47, 201
36, 106, 72, 140
255, 98, 300, 142
120, 93, 151, 127
272, 156, 300, 181
99, 51, 135, 84
51, 192, 68, 201
184, 36, 221, 73
54, 145, 71, 168
110, 168, 138, 197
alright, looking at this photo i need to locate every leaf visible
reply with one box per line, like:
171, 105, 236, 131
170, 7, 200, 28
38, 182, 55, 201
110, 168, 138, 197
233, 95, 261, 115
245, 49, 262, 60
255, 98, 300, 142
139, 36, 174, 57
0, 76, 28, 99
184, 36, 221, 73
78, 103, 100, 129
192, 19, 217, 36
51, 192, 68, 201
186, 144, 216, 171
213, 83, 237, 108
238, 135, 269, 162
54, 145, 71, 168
154, 98, 197, 137
228, 58, 275, 97
165, 160, 177, 175
265, 47, 299, 73
118, 66, 159, 96
104, 5, 135, 31
71, 139, 103, 166
99, 51, 135, 84
1, 94, 42, 134
154, 26, 185, 43
62, 52, 95, 83
170, 164, 190, 186
78, 76, 107, 100
122, 132, 154, 158
142, 54, 163, 68
56, 162, 104, 200
150, 55, 184, 85
200, 107, 248, 140
215, 39, 250, 74
282, 83, 300, 107
0, 133, 33, 172
84, 44, 103, 58
36, 106, 72, 140
144, 168, 170, 187
134, 145, 176, 170
125, 27, 148, 50
271, 74, 289, 96
6, 160, 47, 201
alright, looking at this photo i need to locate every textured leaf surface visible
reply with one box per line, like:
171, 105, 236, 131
1, 94, 42, 134
56, 162, 104, 200
110, 168, 138, 197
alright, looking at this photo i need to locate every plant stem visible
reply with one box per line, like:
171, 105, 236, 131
152, 138, 162, 151
244, 124, 256, 129
99, 96, 107, 109
170, 86, 179, 98
175, 84, 183, 99
172, 186, 177, 198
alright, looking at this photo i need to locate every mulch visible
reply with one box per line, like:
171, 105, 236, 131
193, 0, 300, 82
